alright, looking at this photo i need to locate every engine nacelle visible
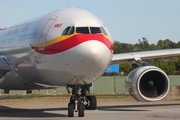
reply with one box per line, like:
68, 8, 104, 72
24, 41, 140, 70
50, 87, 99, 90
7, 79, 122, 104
126, 66, 170, 102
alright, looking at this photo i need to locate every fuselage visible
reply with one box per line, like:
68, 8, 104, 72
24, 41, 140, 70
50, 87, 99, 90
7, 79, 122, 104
0, 8, 113, 90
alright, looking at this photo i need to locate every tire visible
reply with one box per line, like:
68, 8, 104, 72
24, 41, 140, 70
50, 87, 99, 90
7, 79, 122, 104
88, 96, 97, 110
78, 102, 85, 117
68, 103, 74, 117
70, 96, 74, 103
85, 96, 91, 110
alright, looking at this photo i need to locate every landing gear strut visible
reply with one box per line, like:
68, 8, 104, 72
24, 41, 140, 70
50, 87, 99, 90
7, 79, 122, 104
67, 85, 97, 117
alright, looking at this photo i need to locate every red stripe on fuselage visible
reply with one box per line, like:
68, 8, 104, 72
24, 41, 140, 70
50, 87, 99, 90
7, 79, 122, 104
31, 34, 113, 54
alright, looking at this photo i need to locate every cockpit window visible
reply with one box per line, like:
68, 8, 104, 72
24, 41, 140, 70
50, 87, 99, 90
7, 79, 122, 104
100, 26, 108, 35
62, 26, 108, 36
61, 26, 74, 36
61, 27, 71, 36
67, 26, 74, 35
90, 27, 101, 34
76, 27, 89, 34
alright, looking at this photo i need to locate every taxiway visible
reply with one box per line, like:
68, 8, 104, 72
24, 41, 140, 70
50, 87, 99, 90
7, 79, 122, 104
0, 99, 179, 120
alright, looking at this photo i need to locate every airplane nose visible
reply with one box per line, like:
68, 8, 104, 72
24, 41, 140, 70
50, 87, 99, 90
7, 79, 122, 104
69, 40, 113, 84
77, 40, 112, 66
90, 46, 99, 55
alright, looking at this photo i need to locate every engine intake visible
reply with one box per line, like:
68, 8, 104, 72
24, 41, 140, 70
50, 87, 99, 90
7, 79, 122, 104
126, 66, 170, 102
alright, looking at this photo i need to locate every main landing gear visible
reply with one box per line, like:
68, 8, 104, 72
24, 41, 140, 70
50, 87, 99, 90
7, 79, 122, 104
67, 85, 97, 117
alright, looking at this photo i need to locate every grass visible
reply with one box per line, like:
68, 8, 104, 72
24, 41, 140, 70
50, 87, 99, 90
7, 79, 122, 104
1, 94, 179, 103
0, 94, 136, 103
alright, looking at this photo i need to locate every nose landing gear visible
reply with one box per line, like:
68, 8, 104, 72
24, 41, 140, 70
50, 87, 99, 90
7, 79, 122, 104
67, 85, 97, 117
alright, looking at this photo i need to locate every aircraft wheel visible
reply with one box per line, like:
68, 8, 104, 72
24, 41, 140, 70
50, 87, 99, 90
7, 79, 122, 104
78, 102, 85, 117
68, 102, 74, 117
87, 96, 97, 110
70, 96, 74, 104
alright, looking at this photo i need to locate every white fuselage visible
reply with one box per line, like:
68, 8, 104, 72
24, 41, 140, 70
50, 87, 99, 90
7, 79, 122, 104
0, 8, 113, 90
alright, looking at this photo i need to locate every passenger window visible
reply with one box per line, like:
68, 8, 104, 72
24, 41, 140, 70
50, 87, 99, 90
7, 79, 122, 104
67, 26, 74, 35
76, 27, 89, 34
100, 26, 108, 35
61, 27, 71, 36
90, 27, 101, 34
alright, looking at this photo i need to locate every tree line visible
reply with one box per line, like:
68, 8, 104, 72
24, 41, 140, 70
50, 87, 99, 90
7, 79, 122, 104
114, 38, 180, 75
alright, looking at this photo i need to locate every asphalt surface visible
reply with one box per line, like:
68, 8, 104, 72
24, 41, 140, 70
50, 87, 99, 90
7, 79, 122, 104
0, 97, 179, 120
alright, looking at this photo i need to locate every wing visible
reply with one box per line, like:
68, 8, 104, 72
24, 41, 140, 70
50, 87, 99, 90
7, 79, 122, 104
0, 56, 12, 78
112, 49, 180, 102
111, 48, 180, 64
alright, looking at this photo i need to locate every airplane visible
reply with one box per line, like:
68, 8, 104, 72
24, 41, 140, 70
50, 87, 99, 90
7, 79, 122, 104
0, 8, 180, 117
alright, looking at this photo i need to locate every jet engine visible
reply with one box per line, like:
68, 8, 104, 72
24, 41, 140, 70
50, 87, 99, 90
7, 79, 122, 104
126, 66, 170, 102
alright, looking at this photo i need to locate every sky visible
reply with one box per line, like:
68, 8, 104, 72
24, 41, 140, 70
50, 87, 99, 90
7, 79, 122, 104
0, 0, 180, 44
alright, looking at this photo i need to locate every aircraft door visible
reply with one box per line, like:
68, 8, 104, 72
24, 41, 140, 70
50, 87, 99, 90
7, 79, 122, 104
39, 18, 56, 50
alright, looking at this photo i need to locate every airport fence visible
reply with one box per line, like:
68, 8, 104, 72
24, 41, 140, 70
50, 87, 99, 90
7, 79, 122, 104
1, 75, 180, 98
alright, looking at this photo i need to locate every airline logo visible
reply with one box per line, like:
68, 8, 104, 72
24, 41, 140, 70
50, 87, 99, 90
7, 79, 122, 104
53, 23, 63, 28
